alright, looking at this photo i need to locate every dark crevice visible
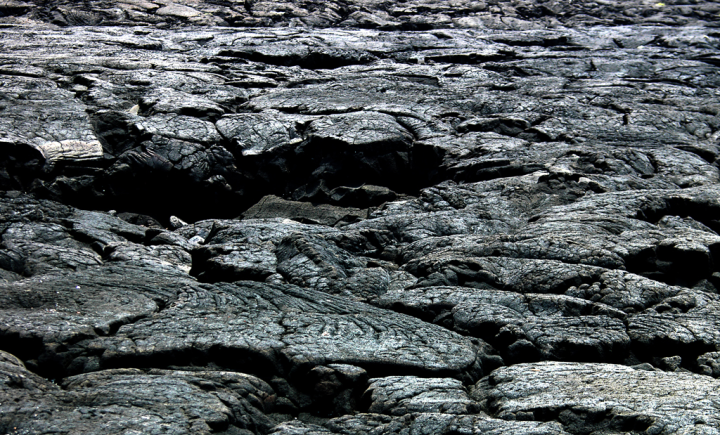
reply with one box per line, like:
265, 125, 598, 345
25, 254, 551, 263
0, 70, 44, 79
486, 35, 575, 48
627, 199, 720, 286
215, 49, 378, 70
94, 313, 153, 337
419, 51, 516, 65
630, 337, 718, 375
0, 331, 46, 369
674, 144, 718, 164
516, 405, 655, 435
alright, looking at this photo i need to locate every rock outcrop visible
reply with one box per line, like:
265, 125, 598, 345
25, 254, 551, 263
2, 1, 720, 434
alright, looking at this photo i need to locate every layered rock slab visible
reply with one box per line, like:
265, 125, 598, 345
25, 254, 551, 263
0, 350, 275, 434
377, 285, 630, 364
473, 361, 720, 434
363, 376, 479, 415
91, 280, 483, 382
269, 413, 571, 435
0, 76, 103, 169
0, 226, 483, 382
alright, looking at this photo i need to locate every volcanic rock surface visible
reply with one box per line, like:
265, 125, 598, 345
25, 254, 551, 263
2, 1, 720, 434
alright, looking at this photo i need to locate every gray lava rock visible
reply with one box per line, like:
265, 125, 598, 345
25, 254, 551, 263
2, 3, 720, 434
364, 376, 479, 415
377, 285, 630, 364
89, 280, 483, 383
0, 351, 276, 434
473, 361, 720, 434
270, 412, 571, 434
242, 195, 367, 227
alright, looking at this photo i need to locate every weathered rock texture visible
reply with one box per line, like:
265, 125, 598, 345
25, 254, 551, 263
1, 1, 720, 434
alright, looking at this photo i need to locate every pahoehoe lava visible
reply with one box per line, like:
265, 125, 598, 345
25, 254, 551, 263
2, 1, 720, 434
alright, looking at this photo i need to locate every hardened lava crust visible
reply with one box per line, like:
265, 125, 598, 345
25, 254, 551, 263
2, 1, 720, 434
